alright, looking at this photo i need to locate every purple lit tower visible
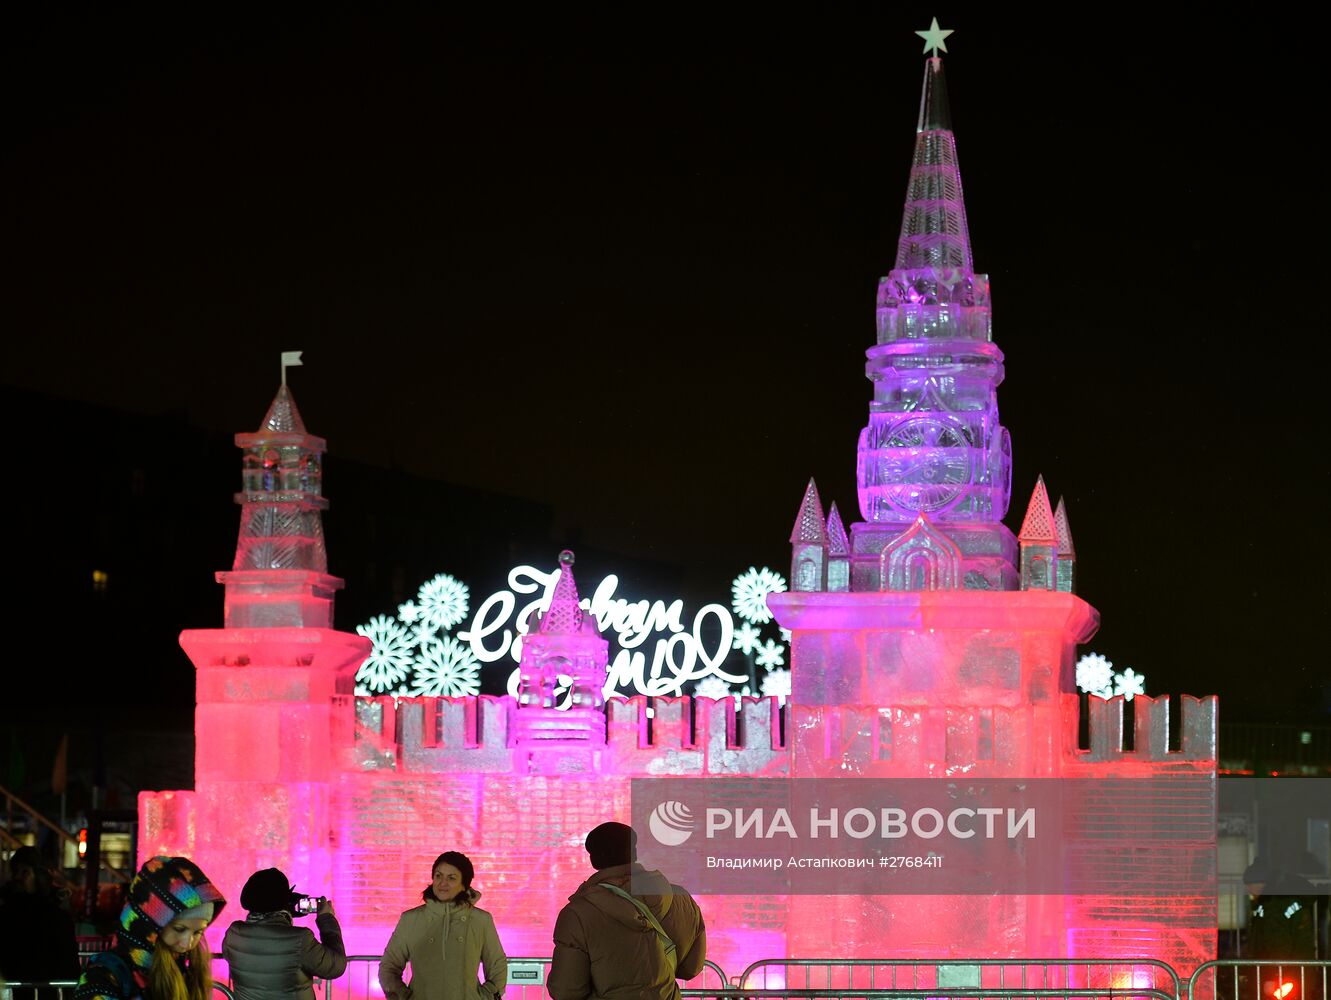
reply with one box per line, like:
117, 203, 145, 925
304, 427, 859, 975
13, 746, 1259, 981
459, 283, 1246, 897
770, 44, 1218, 969
851, 53, 1013, 594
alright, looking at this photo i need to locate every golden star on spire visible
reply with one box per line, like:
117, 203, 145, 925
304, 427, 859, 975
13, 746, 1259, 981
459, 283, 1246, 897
915, 17, 954, 57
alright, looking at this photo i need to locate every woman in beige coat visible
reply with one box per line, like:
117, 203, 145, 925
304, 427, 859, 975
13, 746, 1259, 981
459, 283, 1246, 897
379, 852, 507, 1000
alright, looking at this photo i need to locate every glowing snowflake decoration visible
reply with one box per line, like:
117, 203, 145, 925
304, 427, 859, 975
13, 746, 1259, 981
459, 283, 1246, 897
693, 677, 734, 700
1075, 652, 1115, 698
755, 639, 786, 669
409, 635, 482, 697
779, 627, 792, 642
760, 668, 791, 704
1113, 667, 1146, 701
731, 567, 787, 625
355, 615, 415, 693
397, 600, 421, 624
407, 621, 437, 648
732, 621, 763, 655
416, 573, 470, 631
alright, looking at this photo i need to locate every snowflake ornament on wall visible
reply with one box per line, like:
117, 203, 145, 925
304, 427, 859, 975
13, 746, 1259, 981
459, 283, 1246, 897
1076, 651, 1148, 702
760, 668, 792, 704
410, 635, 482, 697
355, 615, 415, 693
732, 621, 763, 655
1113, 667, 1146, 701
731, 567, 787, 625
693, 677, 734, 700
1075, 652, 1114, 697
755, 639, 786, 669
416, 573, 470, 632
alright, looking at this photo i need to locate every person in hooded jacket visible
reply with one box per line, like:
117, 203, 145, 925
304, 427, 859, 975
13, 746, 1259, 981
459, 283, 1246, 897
378, 851, 507, 1000
222, 868, 347, 1000
549, 822, 706, 1000
74, 856, 225, 1000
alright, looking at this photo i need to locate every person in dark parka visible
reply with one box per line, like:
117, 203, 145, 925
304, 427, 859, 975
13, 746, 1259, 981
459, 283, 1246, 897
549, 823, 706, 1000
222, 868, 346, 1000
0, 846, 80, 999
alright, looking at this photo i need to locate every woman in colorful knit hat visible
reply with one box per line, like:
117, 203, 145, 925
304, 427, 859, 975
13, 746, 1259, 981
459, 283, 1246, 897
74, 856, 226, 1000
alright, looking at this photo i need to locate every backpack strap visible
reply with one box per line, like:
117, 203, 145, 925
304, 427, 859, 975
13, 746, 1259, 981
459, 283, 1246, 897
598, 882, 677, 974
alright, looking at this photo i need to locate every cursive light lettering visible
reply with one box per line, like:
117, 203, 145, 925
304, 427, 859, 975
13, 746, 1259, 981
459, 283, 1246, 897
474, 564, 745, 701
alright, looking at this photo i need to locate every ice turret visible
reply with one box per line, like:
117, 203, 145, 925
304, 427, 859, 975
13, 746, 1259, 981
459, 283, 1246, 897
512, 551, 609, 760
825, 502, 850, 593
852, 51, 1015, 591
167, 363, 368, 929
1054, 496, 1076, 593
218, 381, 344, 627
790, 478, 828, 592
1018, 475, 1058, 591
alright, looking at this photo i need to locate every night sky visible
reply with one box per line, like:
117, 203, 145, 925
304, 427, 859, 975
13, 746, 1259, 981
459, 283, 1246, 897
3, 10, 1326, 723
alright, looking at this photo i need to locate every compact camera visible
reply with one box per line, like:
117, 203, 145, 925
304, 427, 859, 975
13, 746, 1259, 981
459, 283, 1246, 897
292, 894, 326, 916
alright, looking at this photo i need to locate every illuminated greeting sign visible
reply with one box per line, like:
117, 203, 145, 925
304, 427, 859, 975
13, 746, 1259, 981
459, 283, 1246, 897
355, 565, 791, 703
461, 565, 744, 698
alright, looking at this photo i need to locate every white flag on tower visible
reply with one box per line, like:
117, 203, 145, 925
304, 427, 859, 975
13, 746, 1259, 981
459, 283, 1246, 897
280, 350, 303, 385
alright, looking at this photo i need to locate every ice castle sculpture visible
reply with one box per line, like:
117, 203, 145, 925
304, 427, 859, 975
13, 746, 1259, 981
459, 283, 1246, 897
140, 37, 1218, 982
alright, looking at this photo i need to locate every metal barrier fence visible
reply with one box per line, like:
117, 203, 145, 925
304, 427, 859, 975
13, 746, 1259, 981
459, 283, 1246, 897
15, 957, 1331, 1000
249, 955, 731, 1000
0, 987, 1183, 1000
1187, 960, 1330, 1000
0, 987, 233, 1000
735, 959, 1183, 996
0, 984, 78, 1000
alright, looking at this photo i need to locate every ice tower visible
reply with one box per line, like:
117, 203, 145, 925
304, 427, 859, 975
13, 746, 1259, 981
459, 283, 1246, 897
770, 46, 1217, 968
140, 377, 369, 933
852, 54, 1014, 593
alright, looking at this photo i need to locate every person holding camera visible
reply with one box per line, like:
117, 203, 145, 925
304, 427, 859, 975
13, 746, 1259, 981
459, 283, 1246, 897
222, 869, 346, 1000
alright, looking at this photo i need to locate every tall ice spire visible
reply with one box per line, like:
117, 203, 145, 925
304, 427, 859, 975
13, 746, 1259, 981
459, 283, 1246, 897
895, 56, 971, 272
852, 23, 1017, 592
